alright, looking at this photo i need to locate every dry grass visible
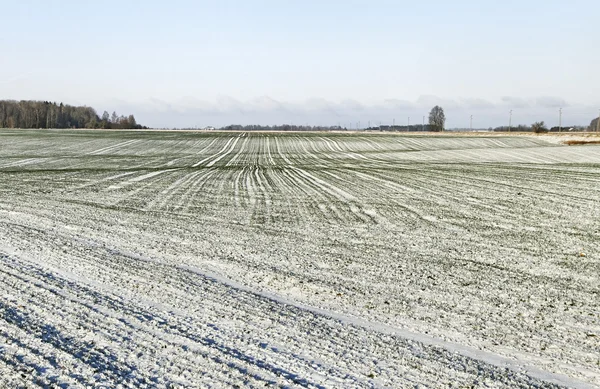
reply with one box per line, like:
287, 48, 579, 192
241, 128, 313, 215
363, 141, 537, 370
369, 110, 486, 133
563, 140, 600, 146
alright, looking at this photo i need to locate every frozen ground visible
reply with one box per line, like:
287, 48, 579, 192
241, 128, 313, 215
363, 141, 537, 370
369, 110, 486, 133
0, 129, 599, 388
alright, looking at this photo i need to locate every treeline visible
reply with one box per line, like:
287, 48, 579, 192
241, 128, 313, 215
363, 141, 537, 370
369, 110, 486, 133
218, 124, 346, 131
492, 124, 590, 132
492, 125, 534, 132
0, 100, 147, 129
371, 124, 435, 132
216, 124, 440, 132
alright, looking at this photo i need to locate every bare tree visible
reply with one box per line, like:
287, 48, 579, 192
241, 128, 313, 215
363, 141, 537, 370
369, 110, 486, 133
428, 106, 445, 132
0, 100, 146, 129
531, 121, 548, 133
590, 117, 599, 132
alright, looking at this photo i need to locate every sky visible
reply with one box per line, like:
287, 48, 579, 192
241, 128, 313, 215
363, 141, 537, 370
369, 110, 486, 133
1, 0, 599, 128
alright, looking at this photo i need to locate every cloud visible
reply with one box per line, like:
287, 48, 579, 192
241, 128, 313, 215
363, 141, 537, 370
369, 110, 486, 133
415, 95, 460, 109
339, 99, 365, 112
535, 96, 568, 108
501, 96, 530, 108
382, 99, 414, 110
301, 98, 342, 117
215, 95, 244, 114
460, 98, 495, 109
172, 96, 215, 114
145, 97, 173, 112
247, 96, 287, 113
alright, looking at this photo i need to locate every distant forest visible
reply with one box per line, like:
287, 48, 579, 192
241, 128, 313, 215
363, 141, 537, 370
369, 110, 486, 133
217, 124, 437, 132
217, 124, 593, 132
220, 124, 346, 132
0, 100, 147, 129
492, 124, 592, 132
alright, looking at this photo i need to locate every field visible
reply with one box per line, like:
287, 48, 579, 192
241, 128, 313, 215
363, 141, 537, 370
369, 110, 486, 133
0, 129, 599, 388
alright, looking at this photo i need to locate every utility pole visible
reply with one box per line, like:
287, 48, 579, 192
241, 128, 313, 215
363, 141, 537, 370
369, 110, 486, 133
470, 115, 473, 131
422, 116, 425, 132
559, 108, 562, 132
509, 110, 512, 132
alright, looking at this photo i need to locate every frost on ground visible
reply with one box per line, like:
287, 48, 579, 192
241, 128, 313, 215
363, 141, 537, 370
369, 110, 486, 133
0, 129, 599, 388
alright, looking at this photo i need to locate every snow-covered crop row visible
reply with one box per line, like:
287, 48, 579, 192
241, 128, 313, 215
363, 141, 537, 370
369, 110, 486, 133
0, 129, 599, 388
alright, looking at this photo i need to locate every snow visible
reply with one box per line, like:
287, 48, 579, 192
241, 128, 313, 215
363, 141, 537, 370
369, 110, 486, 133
0, 129, 599, 388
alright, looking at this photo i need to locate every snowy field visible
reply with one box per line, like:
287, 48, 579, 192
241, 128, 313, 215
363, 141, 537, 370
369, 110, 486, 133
0, 129, 599, 388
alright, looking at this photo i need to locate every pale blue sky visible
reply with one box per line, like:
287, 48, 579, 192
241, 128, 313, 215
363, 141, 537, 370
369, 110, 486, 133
1, 0, 599, 128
